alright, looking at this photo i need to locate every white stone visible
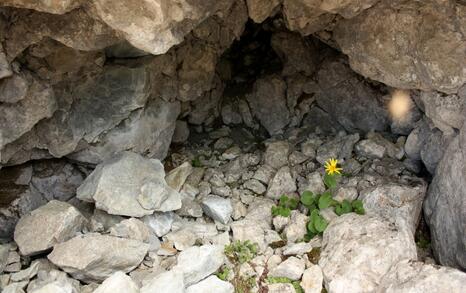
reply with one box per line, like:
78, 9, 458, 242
264, 141, 290, 169
300, 265, 323, 293
355, 139, 386, 159
166, 162, 193, 192
173, 244, 225, 286
143, 212, 174, 237
284, 211, 308, 243
268, 256, 305, 280
186, 275, 234, 293
77, 152, 181, 217
47, 234, 149, 282
140, 270, 184, 293
94, 271, 139, 293
201, 195, 232, 224
109, 218, 151, 243
266, 166, 296, 199
319, 214, 417, 293
14, 200, 86, 256
283, 242, 313, 256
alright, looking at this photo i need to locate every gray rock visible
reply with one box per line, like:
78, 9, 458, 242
186, 275, 234, 293
248, 76, 290, 135
301, 172, 325, 195
0, 244, 9, 273
419, 91, 466, 134
47, 234, 149, 281
420, 129, 455, 174
319, 214, 417, 293
14, 200, 86, 256
0, 45, 12, 79
314, 58, 389, 133
316, 133, 360, 164
334, 0, 466, 94
94, 271, 139, 293
404, 120, 431, 161
166, 162, 193, 192
266, 166, 296, 200
0, 74, 28, 103
284, 211, 308, 243
355, 139, 386, 159
300, 265, 323, 293
424, 121, 466, 270
283, 242, 312, 256
201, 196, 233, 224
264, 141, 291, 169
247, 0, 281, 23
378, 259, 466, 293
143, 212, 174, 237
243, 179, 266, 194
269, 256, 305, 281
172, 120, 190, 143
173, 244, 224, 286
109, 218, 151, 243
77, 152, 181, 217
252, 164, 276, 184
141, 270, 184, 293
360, 179, 427, 234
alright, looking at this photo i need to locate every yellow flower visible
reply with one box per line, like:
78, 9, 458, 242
324, 158, 342, 175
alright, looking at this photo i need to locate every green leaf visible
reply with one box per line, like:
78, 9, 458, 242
335, 199, 353, 216
314, 216, 328, 233
279, 195, 289, 206
301, 191, 315, 206
287, 198, 299, 210
352, 199, 365, 215
307, 220, 317, 234
306, 203, 318, 215
318, 192, 333, 209
323, 173, 337, 189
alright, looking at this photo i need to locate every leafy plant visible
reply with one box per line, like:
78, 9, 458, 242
271, 195, 299, 217
334, 199, 352, 216
191, 157, 202, 167
351, 200, 365, 215
224, 240, 258, 264
216, 266, 231, 281
323, 173, 337, 189
267, 276, 304, 293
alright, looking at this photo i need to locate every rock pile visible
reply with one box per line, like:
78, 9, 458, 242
1, 124, 465, 292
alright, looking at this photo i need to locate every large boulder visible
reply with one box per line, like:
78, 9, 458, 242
359, 179, 427, 234
334, 0, 466, 94
424, 120, 466, 270
47, 233, 149, 281
378, 259, 466, 292
14, 200, 86, 256
77, 151, 181, 217
319, 214, 417, 293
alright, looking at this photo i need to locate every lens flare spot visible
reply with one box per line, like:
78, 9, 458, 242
388, 89, 412, 121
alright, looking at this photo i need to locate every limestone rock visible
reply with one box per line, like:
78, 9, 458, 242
334, 0, 466, 94
300, 265, 323, 293
314, 58, 389, 133
14, 200, 86, 256
424, 121, 466, 270
0, 76, 56, 149
268, 283, 297, 293
173, 244, 225, 286
377, 259, 466, 293
141, 270, 184, 293
0, 0, 82, 14
266, 166, 297, 200
109, 218, 151, 243
248, 75, 290, 135
143, 212, 174, 237
268, 256, 305, 280
355, 139, 386, 159
77, 152, 181, 217
419, 91, 466, 134
186, 275, 234, 293
360, 179, 427, 234
201, 195, 233, 224
284, 211, 308, 243
319, 214, 417, 293
247, 0, 281, 23
166, 162, 193, 192
47, 234, 149, 281
264, 141, 291, 169
94, 271, 139, 293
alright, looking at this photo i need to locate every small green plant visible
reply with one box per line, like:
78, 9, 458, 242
216, 266, 231, 281
225, 240, 259, 264
267, 276, 304, 293
271, 195, 299, 217
191, 157, 202, 167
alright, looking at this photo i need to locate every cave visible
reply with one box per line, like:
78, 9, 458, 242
0, 0, 465, 291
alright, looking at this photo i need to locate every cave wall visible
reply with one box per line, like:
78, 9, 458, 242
0, 0, 465, 269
